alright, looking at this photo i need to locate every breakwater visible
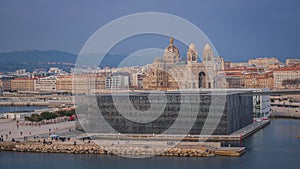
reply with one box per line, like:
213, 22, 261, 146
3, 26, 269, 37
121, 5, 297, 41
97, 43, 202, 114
0, 142, 244, 157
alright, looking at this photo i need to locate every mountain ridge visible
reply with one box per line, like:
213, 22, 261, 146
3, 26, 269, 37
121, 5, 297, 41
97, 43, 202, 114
0, 49, 294, 73
0, 49, 77, 72
0, 49, 129, 72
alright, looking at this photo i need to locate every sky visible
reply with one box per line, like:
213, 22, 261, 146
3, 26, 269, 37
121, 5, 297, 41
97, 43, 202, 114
0, 0, 300, 61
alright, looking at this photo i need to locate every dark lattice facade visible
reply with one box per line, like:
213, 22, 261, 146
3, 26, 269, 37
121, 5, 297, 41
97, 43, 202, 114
76, 90, 253, 135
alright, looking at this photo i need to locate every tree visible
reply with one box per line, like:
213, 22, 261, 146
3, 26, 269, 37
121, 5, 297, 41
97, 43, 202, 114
25, 114, 43, 122
56, 110, 67, 117
40, 112, 57, 123
25, 116, 33, 122
66, 109, 75, 117
282, 78, 300, 88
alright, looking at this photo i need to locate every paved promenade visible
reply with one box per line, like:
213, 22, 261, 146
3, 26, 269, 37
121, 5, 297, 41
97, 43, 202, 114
0, 119, 75, 142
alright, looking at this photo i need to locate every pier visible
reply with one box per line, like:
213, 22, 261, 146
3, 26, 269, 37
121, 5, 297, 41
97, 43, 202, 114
214, 147, 245, 157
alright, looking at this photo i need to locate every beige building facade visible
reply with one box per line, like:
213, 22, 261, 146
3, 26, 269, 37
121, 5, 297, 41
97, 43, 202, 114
248, 57, 280, 68
143, 37, 223, 90
273, 68, 300, 89
244, 73, 274, 89
56, 74, 106, 94
11, 78, 36, 91
286, 59, 300, 66
35, 76, 57, 91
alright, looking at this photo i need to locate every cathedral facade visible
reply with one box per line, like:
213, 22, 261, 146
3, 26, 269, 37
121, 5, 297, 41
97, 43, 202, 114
143, 37, 224, 90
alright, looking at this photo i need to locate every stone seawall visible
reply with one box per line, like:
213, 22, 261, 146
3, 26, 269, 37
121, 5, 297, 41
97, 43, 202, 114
0, 142, 218, 157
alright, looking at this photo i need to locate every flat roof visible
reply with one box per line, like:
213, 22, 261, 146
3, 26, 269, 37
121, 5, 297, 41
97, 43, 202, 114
81, 88, 264, 96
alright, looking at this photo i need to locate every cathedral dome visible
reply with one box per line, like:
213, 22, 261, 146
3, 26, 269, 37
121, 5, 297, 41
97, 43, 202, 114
164, 37, 179, 55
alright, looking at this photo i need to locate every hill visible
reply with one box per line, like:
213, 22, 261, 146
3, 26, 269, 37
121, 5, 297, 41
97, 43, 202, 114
0, 50, 77, 72
0, 50, 134, 73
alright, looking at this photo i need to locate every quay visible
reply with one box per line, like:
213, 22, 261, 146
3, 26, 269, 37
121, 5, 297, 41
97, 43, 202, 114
270, 113, 300, 119
0, 100, 73, 107
230, 119, 270, 140
0, 101, 50, 106
0, 94, 73, 107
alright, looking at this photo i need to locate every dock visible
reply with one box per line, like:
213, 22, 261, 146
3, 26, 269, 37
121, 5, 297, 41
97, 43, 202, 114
215, 147, 245, 157
230, 119, 270, 140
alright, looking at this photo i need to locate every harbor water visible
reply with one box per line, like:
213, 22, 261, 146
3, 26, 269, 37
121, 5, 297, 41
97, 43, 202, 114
0, 119, 299, 169
0, 106, 48, 114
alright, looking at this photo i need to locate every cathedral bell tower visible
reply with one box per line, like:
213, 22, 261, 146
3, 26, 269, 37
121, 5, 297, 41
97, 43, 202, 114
187, 43, 198, 65
202, 43, 213, 62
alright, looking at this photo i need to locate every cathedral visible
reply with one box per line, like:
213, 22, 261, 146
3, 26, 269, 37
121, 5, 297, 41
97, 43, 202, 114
143, 37, 224, 90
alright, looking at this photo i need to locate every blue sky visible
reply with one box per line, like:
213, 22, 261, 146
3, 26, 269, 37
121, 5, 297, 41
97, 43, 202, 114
0, 0, 300, 61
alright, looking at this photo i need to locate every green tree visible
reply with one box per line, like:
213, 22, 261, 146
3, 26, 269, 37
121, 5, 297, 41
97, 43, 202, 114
41, 112, 57, 121
66, 109, 75, 117
282, 78, 300, 88
25, 114, 43, 122
25, 116, 33, 122
55, 110, 67, 117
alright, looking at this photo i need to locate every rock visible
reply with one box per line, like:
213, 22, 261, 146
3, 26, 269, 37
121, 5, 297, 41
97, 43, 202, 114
0, 142, 219, 157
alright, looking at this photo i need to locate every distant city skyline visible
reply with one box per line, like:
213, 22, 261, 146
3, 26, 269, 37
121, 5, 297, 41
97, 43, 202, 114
1, 0, 300, 61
